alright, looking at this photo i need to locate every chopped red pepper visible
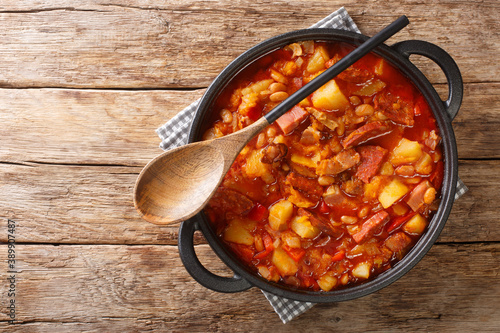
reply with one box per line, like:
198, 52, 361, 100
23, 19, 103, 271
248, 203, 268, 222
246, 105, 262, 121
331, 249, 345, 262
206, 209, 217, 223
390, 85, 414, 103
283, 245, 306, 262
263, 232, 274, 249
414, 104, 421, 116
229, 244, 255, 263
430, 160, 444, 189
253, 249, 271, 259
318, 200, 330, 214
301, 275, 316, 288
291, 77, 303, 91
254, 232, 274, 259
414, 95, 430, 117
387, 212, 417, 233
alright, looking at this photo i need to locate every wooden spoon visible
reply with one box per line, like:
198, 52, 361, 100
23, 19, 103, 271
134, 16, 410, 224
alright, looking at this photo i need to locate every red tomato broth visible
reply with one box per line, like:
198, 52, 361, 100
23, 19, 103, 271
202, 40, 443, 292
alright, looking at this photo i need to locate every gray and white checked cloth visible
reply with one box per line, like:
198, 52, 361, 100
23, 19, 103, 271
155, 7, 468, 324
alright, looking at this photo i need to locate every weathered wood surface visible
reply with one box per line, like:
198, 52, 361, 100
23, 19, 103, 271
0, 84, 499, 167
0, 243, 498, 332
0, 159, 497, 244
0, 0, 498, 330
0, 88, 205, 166
0, 1, 498, 88
0, 84, 498, 244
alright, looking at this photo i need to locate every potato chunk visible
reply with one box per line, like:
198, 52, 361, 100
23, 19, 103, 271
403, 213, 428, 235
311, 79, 349, 110
272, 246, 299, 276
243, 149, 274, 184
290, 215, 320, 239
363, 176, 384, 201
223, 218, 256, 246
317, 274, 338, 292
390, 138, 423, 166
414, 152, 433, 175
306, 45, 329, 73
258, 265, 280, 282
268, 200, 294, 231
287, 188, 316, 208
352, 261, 372, 279
290, 153, 319, 169
378, 178, 409, 208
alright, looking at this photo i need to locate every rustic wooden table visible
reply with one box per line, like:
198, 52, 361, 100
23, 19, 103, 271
0, 1, 498, 331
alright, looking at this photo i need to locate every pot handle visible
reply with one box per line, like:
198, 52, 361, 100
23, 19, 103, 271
178, 218, 253, 293
391, 40, 463, 121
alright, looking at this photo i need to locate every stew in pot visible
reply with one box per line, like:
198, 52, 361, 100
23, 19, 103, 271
202, 40, 443, 292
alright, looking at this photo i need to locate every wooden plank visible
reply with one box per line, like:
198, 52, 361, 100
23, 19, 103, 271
0, 83, 498, 167
0, 160, 497, 244
0, 1, 495, 331
0, 1, 497, 88
439, 160, 500, 243
0, 243, 498, 331
0, 163, 182, 245
452, 83, 500, 160
0, 88, 205, 166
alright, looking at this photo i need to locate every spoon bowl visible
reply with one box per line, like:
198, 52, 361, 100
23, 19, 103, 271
134, 142, 225, 224
134, 117, 269, 224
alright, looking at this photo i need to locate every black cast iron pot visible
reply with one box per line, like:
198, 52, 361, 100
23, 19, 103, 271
177, 28, 462, 303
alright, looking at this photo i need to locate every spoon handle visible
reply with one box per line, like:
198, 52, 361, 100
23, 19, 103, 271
264, 15, 410, 124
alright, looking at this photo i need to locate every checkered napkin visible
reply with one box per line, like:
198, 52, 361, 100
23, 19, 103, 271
156, 7, 468, 324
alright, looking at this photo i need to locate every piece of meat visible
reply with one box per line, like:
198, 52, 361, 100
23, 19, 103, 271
306, 107, 339, 131
352, 210, 390, 244
384, 232, 412, 253
275, 105, 309, 135
324, 54, 341, 69
261, 143, 288, 164
341, 121, 393, 149
374, 93, 414, 126
297, 208, 343, 239
209, 188, 254, 215
289, 161, 317, 178
291, 77, 303, 90
285, 172, 322, 202
337, 66, 374, 84
316, 148, 360, 176
430, 160, 444, 189
299, 126, 321, 145
323, 185, 358, 211
405, 180, 434, 212
424, 130, 441, 150
355, 145, 388, 183
341, 178, 364, 196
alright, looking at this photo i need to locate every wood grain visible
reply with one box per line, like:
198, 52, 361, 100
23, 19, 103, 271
0, 243, 498, 331
0, 1, 497, 88
0, 160, 497, 244
0, 83, 498, 168
0, 88, 205, 166
0, 1, 498, 330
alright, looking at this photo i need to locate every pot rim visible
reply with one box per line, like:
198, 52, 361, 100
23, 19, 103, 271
185, 28, 459, 302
